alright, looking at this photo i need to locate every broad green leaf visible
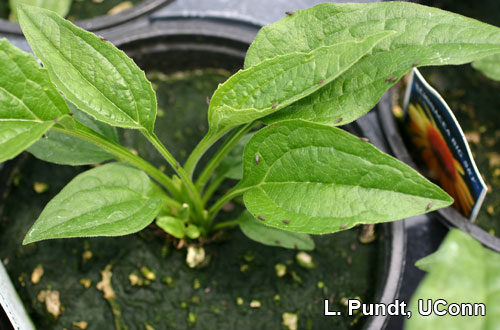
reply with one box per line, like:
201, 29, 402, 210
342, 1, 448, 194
9, 0, 72, 20
156, 216, 185, 239
216, 132, 255, 181
18, 6, 157, 133
23, 163, 164, 244
0, 38, 69, 162
234, 121, 453, 235
28, 105, 119, 165
407, 229, 500, 330
238, 211, 314, 250
472, 53, 500, 81
207, 31, 393, 137
245, 2, 500, 126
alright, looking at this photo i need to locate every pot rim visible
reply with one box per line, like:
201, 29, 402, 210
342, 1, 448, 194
0, 0, 172, 35
377, 89, 500, 253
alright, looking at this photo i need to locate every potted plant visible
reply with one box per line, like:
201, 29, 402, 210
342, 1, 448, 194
1, 2, 500, 329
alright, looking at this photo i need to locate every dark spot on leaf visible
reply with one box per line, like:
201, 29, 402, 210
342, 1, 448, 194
285, 11, 295, 16
317, 79, 325, 85
340, 223, 347, 229
275, 240, 281, 244
335, 118, 343, 124
426, 202, 434, 211
272, 102, 279, 109
412, 61, 419, 67
257, 216, 266, 221
282, 220, 290, 224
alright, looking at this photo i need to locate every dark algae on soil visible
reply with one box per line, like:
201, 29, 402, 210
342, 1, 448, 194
0, 70, 380, 329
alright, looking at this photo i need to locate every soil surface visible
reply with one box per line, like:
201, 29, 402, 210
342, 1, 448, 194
0, 70, 382, 329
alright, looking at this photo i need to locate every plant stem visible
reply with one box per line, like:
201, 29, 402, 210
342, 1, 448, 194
202, 175, 226, 205
195, 122, 254, 191
53, 126, 179, 197
212, 219, 239, 231
183, 130, 221, 179
142, 130, 205, 220
208, 187, 245, 220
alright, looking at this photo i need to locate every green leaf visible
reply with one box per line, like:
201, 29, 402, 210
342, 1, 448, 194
216, 132, 255, 181
18, 5, 157, 133
207, 31, 393, 137
407, 229, 500, 330
245, 2, 500, 126
234, 121, 453, 235
9, 0, 72, 20
472, 53, 500, 81
185, 224, 201, 239
238, 211, 314, 250
0, 38, 69, 162
23, 163, 164, 244
28, 105, 119, 165
156, 216, 185, 239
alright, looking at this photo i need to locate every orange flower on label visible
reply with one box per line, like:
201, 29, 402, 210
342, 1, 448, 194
407, 103, 474, 217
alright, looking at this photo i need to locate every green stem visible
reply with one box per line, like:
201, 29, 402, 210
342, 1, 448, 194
142, 130, 205, 220
202, 175, 226, 205
212, 219, 239, 231
195, 122, 254, 191
54, 126, 178, 197
183, 130, 222, 179
208, 187, 245, 220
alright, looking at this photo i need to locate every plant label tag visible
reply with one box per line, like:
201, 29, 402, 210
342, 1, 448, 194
402, 68, 487, 221
0, 263, 35, 330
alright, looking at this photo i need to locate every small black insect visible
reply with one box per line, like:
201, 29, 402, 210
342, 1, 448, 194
69, 112, 74, 116
257, 216, 266, 221
282, 220, 291, 224
275, 240, 281, 244
285, 11, 295, 16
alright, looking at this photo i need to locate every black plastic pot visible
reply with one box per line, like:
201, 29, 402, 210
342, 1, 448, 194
377, 91, 500, 253
0, 16, 405, 330
0, 0, 172, 36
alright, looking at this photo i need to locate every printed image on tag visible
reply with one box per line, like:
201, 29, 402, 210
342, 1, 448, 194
402, 69, 487, 221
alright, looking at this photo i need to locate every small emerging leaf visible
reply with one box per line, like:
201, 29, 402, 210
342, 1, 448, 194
24, 163, 164, 244
0, 39, 69, 162
237, 211, 314, 250
235, 121, 453, 234
18, 6, 157, 132
407, 229, 500, 330
156, 216, 185, 239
